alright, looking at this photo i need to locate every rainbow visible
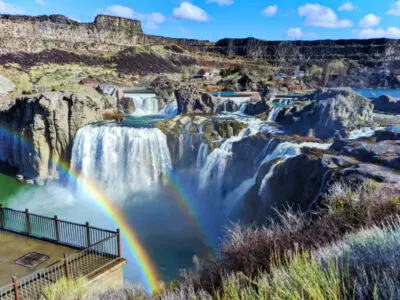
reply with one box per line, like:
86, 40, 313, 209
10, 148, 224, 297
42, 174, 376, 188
0, 126, 160, 293
164, 171, 209, 243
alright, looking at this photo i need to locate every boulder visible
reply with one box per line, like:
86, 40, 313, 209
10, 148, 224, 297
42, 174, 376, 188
372, 95, 400, 114
375, 129, 400, 142
0, 92, 116, 182
277, 88, 374, 139
237, 74, 256, 91
151, 75, 180, 109
95, 84, 117, 96
175, 88, 217, 114
0, 74, 16, 97
331, 138, 400, 170
118, 97, 134, 114
216, 99, 239, 113
244, 100, 270, 115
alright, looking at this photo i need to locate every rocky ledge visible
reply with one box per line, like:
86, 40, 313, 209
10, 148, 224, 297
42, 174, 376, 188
0, 91, 116, 182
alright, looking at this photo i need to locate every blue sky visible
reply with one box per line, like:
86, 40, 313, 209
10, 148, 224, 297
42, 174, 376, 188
2, 0, 400, 41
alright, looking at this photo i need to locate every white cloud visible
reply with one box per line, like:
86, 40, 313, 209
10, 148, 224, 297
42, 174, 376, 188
387, 1, 400, 16
146, 12, 166, 29
35, 0, 45, 5
103, 5, 165, 29
207, 0, 233, 6
338, 2, 356, 12
173, 2, 210, 22
262, 5, 278, 17
359, 14, 380, 28
355, 27, 400, 39
0, 0, 24, 14
104, 5, 143, 19
298, 3, 353, 28
286, 28, 303, 39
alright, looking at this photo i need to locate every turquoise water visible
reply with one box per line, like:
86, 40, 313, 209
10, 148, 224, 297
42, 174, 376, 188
211, 91, 251, 97
387, 125, 400, 133
354, 89, 400, 98
122, 115, 169, 128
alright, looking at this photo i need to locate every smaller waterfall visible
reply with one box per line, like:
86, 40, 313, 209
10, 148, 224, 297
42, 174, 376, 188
199, 123, 270, 191
196, 143, 209, 169
239, 103, 248, 114
125, 93, 159, 115
160, 101, 178, 116
267, 107, 282, 122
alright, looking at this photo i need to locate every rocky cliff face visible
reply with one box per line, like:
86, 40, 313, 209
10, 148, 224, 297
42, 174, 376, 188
0, 14, 144, 54
214, 38, 400, 68
0, 92, 116, 182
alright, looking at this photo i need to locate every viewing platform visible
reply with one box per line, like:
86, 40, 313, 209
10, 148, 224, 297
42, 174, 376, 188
0, 205, 126, 300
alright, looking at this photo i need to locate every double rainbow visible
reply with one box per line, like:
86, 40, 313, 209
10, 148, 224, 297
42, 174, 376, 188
0, 126, 160, 292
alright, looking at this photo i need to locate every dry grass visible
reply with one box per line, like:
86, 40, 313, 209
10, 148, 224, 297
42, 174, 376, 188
102, 112, 125, 120
171, 180, 400, 294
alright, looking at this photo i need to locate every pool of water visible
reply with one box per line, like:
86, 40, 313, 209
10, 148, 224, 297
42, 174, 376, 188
0, 174, 34, 206
211, 91, 251, 97
354, 89, 400, 98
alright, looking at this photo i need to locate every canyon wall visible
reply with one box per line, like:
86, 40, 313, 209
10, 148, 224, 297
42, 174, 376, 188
0, 14, 144, 54
0, 14, 209, 55
214, 38, 400, 68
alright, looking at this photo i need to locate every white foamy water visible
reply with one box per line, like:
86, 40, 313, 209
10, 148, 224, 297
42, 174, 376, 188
196, 143, 209, 169
199, 122, 272, 190
348, 127, 384, 140
160, 101, 178, 116
70, 125, 172, 200
125, 93, 159, 115
267, 107, 282, 122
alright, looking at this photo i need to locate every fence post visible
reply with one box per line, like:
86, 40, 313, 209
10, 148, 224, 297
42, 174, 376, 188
12, 277, 20, 300
86, 222, 91, 247
54, 215, 60, 243
25, 209, 31, 236
0, 204, 5, 229
117, 229, 121, 258
64, 253, 71, 280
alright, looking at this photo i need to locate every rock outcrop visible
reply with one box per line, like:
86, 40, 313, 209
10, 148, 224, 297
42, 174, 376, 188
0, 92, 116, 182
244, 100, 270, 116
155, 115, 246, 168
118, 97, 134, 114
277, 88, 374, 139
0, 74, 15, 97
331, 138, 400, 171
216, 100, 239, 113
175, 88, 217, 115
151, 76, 181, 109
372, 95, 400, 114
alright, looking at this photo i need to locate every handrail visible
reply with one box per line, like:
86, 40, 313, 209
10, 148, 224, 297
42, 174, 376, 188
0, 205, 122, 300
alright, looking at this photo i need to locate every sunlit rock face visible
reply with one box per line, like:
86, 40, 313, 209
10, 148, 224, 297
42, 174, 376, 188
276, 88, 374, 139
0, 92, 116, 182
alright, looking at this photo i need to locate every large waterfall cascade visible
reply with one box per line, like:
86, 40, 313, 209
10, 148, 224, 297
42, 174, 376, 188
70, 125, 172, 200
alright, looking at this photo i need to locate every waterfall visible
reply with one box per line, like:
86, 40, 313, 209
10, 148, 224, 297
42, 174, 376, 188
267, 107, 282, 122
196, 143, 209, 169
160, 101, 178, 116
70, 125, 172, 200
257, 141, 330, 197
199, 123, 270, 191
125, 93, 159, 115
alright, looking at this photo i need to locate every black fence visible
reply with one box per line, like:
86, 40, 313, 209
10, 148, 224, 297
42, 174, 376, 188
0, 205, 122, 300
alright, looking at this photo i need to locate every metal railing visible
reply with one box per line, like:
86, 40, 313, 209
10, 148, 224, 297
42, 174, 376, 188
0, 205, 122, 300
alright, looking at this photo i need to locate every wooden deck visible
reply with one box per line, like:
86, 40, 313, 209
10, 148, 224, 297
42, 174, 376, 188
0, 230, 76, 287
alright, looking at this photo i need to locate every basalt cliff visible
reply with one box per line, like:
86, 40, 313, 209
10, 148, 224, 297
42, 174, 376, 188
0, 14, 399, 89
